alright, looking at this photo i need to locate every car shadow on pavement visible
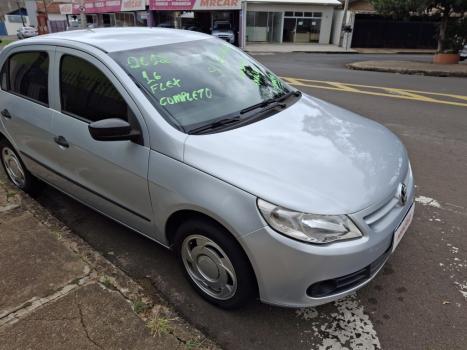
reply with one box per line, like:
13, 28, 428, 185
34, 184, 374, 350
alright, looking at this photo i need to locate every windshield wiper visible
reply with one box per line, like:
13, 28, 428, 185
188, 116, 242, 135
189, 90, 302, 135
240, 90, 301, 115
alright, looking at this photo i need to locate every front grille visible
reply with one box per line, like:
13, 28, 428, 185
364, 196, 399, 228
306, 244, 392, 298
363, 166, 412, 232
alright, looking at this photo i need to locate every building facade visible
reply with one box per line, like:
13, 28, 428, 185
242, 0, 340, 47
4, 8, 30, 35
2, 0, 341, 48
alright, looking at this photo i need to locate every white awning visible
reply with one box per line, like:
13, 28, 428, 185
245, 0, 341, 5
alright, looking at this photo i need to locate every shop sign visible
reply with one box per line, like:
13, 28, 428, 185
59, 3, 73, 14
149, 0, 241, 11
121, 0, 146, 11
72, 0, 122, 14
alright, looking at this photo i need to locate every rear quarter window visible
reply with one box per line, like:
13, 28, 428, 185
7, 51, 49, 105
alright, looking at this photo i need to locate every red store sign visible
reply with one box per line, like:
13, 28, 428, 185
72, 0, 123, 14
149, 0, 241, 11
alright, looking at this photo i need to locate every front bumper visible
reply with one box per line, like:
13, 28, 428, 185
241, 174, 415, 308
214, 35, 235, 44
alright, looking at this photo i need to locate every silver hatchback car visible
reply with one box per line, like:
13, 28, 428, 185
0, 28, 414, 309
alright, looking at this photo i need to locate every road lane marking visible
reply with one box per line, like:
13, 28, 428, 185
296, 294, 381, 350
281, 77, 467, 108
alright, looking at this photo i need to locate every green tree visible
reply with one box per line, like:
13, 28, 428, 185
370, 0, 467, 52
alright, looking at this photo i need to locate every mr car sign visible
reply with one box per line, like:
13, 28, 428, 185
149, 0, 240, 10
121, 0, 146, 11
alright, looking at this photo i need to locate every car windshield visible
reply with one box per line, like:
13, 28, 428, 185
110, 38, 290, 132
214, 23, 231, 30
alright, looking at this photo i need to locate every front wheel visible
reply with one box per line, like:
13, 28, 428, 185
0, 140, 42, 195
174, 219, 257, 309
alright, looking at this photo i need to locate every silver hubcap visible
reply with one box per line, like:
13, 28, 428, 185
1, 147, 26, 188
181, 234, 237, 300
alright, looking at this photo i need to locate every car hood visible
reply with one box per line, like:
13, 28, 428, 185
184, 95, 408, 214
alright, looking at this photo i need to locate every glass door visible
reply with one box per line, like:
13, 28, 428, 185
283, 18, 296, 43
295, 18, 312, 43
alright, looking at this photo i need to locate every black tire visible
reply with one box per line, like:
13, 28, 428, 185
174, 218, 257, 309
0, 139, 42, 196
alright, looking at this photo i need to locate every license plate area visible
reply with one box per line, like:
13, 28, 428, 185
392, 204, 414, 252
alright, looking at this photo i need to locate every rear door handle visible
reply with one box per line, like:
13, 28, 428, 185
1, 109, 11, 119
54, 135, 69, 148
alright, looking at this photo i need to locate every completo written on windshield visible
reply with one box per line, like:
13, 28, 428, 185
125, 53, 215, 106
110, 39, 290, 129
124, 45, 284, 108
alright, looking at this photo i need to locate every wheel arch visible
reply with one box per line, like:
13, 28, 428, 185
164, 208, 260, 293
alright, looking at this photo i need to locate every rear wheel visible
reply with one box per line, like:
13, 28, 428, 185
174, 219, 257, 309
0, 140, 42, 195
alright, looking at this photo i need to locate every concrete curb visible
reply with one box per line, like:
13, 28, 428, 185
347, 62, 467, 78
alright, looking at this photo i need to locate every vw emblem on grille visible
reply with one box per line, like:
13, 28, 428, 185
398, 183, 408, 206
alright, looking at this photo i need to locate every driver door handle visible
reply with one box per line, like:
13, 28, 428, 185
1, 109, 11, 119
54, 135, 69, 148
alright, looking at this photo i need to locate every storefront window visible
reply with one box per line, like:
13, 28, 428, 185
86, 14, 98, 27
101, 13, 116, 27
246, 11, 282, 43
282, 12, 322, 43
136, 11, 148, 26
116, 12, 135, 26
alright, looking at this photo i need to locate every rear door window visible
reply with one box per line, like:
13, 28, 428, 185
60, 54, 129, 122
6, 51, 49, 105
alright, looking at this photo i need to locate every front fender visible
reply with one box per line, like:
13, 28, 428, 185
148, 150, 265, 245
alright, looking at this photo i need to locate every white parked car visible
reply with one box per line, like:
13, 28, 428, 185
211, 21, 235, 44
17, 26, 38, 39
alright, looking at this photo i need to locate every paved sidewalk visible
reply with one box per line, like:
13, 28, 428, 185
347, 60, 467, 77
0, 176, 218, 350
245, 43, 355, 54
354, 48, 436, 55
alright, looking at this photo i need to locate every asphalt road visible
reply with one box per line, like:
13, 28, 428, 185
34, 53, 467, 350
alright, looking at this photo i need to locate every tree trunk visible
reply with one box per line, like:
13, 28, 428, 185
437, 7, 450, 53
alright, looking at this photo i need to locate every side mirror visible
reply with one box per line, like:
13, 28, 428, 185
88, 118, 139, 142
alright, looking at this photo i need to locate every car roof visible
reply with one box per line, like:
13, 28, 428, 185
16, 27, 211, 53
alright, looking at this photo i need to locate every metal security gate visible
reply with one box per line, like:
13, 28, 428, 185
351, 14, 438, 49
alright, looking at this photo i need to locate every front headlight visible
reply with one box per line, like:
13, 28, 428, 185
257, 199, 362, 244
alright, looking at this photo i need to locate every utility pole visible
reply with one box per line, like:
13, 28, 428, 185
16, 0, 26, 27
41, 0, 49, 33
79, 0, 87, 28
339, 0, 349, 47
41, 0, 48, 18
